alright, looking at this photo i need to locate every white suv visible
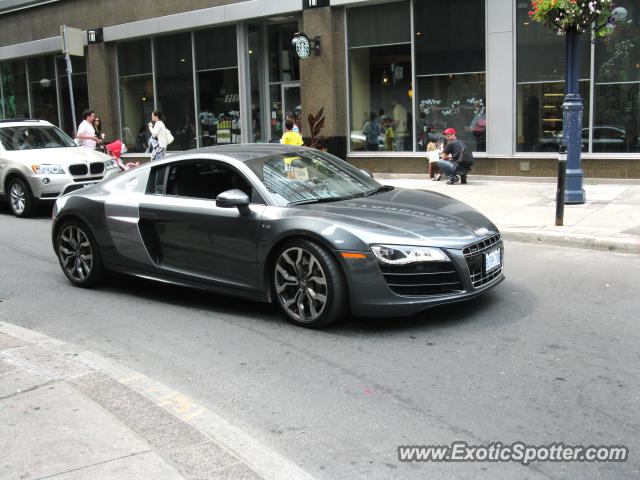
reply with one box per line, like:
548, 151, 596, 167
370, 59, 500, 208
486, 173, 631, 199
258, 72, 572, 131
0, 119, 120, 217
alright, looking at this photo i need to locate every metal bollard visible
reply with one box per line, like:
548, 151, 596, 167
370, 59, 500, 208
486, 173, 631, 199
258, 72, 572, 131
555, 144, 567, 226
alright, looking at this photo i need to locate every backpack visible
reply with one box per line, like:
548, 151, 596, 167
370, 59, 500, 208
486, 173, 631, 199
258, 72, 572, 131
454, 147, 474, 175
460, 147, 474, 166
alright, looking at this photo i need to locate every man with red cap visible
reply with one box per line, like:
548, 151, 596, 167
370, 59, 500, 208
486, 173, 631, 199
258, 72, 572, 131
437, 128, 473, 184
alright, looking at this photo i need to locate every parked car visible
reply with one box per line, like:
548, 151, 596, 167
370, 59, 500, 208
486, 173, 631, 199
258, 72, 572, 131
350, 130, 385, 151
51, 144, 504, 328
538, 126, 639, 152
0, 119, 120, 217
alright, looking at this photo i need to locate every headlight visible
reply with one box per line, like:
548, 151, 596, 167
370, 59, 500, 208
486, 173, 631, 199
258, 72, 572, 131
104, 159, 119, 170
370, 244, 448, 264
31, 164, 65, 174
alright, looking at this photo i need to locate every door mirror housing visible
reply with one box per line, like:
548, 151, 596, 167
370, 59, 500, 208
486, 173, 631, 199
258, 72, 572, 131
216, 189, 250, 215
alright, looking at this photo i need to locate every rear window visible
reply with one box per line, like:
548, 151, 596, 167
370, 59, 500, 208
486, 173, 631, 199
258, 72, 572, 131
0, 125, 77, 151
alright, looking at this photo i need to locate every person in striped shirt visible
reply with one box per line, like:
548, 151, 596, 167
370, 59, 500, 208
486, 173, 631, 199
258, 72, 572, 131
363, 111, 381, 151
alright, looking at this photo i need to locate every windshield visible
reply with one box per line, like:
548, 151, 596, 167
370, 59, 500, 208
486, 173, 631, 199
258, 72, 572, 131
245, 150, 382, 205
0, 125, 77, 151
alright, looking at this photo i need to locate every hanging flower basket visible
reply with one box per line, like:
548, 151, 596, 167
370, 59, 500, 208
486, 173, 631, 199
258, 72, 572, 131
528, 0, 614, 35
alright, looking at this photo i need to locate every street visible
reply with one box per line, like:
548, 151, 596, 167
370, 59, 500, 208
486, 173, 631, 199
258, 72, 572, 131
1, 206, 639, 480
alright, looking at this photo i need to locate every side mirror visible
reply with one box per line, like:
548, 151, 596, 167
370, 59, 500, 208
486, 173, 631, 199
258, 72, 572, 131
216, 189, 250, 215
360, 169, 374, 179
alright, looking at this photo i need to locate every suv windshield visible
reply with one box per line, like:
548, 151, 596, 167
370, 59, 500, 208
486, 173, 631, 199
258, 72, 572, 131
244, 150, 383, 205
0, 125, 77, 151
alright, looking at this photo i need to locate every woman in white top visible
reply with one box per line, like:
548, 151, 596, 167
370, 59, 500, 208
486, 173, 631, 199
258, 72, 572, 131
148, 110, 168, 161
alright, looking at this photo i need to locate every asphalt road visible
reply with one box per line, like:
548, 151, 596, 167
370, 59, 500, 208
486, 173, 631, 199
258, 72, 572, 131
0, 205, 638, 480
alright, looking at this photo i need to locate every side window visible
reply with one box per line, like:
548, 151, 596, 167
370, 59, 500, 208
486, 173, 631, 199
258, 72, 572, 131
161, 160, 265, 204
146, 165, 169, 194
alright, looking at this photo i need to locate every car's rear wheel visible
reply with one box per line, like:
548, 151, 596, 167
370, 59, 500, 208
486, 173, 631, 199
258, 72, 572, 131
56, 220, 104, 287
8, 177, 36, 218
273, 239, 348, 328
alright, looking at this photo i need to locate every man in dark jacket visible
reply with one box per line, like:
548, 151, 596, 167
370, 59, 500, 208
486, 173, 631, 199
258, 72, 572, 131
437, 128, 473, 184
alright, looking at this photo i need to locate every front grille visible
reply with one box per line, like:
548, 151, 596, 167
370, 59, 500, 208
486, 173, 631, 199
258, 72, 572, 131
463, 234, 504, 288
379, 261, 464, 296
463, 233, 502, 256
90, 162, 104, 174
69, 164, 88, 176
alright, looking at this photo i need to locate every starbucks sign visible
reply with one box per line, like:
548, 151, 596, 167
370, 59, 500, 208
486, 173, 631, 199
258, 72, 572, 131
292, 33, 312, 59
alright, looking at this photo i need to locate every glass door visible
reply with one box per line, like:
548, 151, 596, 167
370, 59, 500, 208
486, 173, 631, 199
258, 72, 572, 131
282, 83, 301, 135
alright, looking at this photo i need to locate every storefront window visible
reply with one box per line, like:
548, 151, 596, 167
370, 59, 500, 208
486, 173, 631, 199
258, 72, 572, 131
516, 3, 591, 152
56, 55, 89, 137
414, 0, 486, 152
348, 2, 412, 152
248, 25, 264, 142
27, 56, 58, 125
1, 60, 29, 118
593, 0, 640, 153
195, 26, 240, 147
155, 32, 196, 151
268, 22, 300, 83
268, 22, 301, 142
118, 39, 154, 151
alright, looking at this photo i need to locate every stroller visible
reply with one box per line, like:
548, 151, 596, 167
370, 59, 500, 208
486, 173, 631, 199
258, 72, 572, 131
105, 139, 139, 171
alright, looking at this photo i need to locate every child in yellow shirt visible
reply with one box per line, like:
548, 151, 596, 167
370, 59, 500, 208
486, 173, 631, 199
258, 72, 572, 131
280, 120, 304, 146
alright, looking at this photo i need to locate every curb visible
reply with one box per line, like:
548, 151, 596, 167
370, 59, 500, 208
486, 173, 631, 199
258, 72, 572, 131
0, 318, 315, 480
501, 228, 640, 254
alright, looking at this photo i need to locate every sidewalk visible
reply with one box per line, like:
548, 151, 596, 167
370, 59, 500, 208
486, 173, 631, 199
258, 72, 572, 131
0, 320, 313, 480
376, 175, 640, 254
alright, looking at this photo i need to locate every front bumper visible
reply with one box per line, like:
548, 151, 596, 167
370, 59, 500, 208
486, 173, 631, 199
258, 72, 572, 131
339, 239, 504, 318
28, 168, 120, 200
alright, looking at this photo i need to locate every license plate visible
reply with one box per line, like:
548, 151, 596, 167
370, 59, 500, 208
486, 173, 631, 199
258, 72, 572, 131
484, 248, 501, 273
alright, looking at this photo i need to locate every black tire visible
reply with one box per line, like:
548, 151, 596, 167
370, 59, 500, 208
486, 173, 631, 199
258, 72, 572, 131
56, 219, 105, 287
7, 177, 36, 218
272, 238, 348, 328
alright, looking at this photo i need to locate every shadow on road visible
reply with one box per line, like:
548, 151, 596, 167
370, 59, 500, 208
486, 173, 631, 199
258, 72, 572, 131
0, 200, 55, 218
100, 271, 512, 335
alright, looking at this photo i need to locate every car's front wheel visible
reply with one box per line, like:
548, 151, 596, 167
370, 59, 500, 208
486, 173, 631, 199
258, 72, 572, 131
8, 177, 36, 217
273, 239, 348, 328
56, 220, 105, 287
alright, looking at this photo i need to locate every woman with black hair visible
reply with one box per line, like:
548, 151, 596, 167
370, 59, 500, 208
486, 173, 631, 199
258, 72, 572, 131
148, 110, 168, 161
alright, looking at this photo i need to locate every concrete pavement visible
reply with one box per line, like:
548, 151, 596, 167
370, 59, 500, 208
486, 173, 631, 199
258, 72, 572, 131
377, 175, 640, 254
0, 319, 313, 480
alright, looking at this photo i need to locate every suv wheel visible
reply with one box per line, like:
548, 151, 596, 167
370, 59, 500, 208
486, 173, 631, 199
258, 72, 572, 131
8, 177, 36, 217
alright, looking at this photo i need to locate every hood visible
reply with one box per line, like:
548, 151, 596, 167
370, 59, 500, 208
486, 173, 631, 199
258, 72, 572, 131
297, 188, 498, 248
4, 146, 111, 165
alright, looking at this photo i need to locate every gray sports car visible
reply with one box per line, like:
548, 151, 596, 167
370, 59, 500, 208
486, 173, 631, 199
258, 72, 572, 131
52, 144, 504, 328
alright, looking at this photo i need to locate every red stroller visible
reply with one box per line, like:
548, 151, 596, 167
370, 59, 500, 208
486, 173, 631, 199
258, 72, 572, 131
105, 139, 139, 171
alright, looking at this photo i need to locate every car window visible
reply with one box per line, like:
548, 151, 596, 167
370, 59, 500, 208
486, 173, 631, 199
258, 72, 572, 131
148, 161, 264, 204
0, 125, 77, 150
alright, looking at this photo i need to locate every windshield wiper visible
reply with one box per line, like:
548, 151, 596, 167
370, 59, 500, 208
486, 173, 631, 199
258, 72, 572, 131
363, 185, 394, 196
289, 193, 364, 205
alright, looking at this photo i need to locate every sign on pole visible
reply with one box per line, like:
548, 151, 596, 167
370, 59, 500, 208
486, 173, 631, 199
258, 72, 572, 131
60, 26, 84, 57
60, 25, 83, 137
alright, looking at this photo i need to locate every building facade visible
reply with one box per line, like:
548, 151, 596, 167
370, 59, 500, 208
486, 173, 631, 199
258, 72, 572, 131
1, 0, 639, 177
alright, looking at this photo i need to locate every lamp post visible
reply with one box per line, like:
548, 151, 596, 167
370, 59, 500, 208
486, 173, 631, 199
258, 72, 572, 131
562, 28, 585, 204
529, 1, 615, 207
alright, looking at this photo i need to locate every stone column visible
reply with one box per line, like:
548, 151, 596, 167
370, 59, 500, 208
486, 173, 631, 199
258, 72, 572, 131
486, 0, 515, 158
300, 6, 347, 159
86, 42, 119, 141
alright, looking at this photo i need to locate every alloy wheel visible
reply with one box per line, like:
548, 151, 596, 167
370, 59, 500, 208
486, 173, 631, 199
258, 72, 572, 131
58, 225, 94, 282
275, 247, 328, 323
9, 181, 26, 215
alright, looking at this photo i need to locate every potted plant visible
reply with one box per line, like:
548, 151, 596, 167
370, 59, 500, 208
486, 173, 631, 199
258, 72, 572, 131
528, 0, 614, 35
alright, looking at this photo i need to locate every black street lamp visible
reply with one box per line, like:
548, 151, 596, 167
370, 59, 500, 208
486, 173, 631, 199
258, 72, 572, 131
529, 1, 615, 207
563, 28, 585, 204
